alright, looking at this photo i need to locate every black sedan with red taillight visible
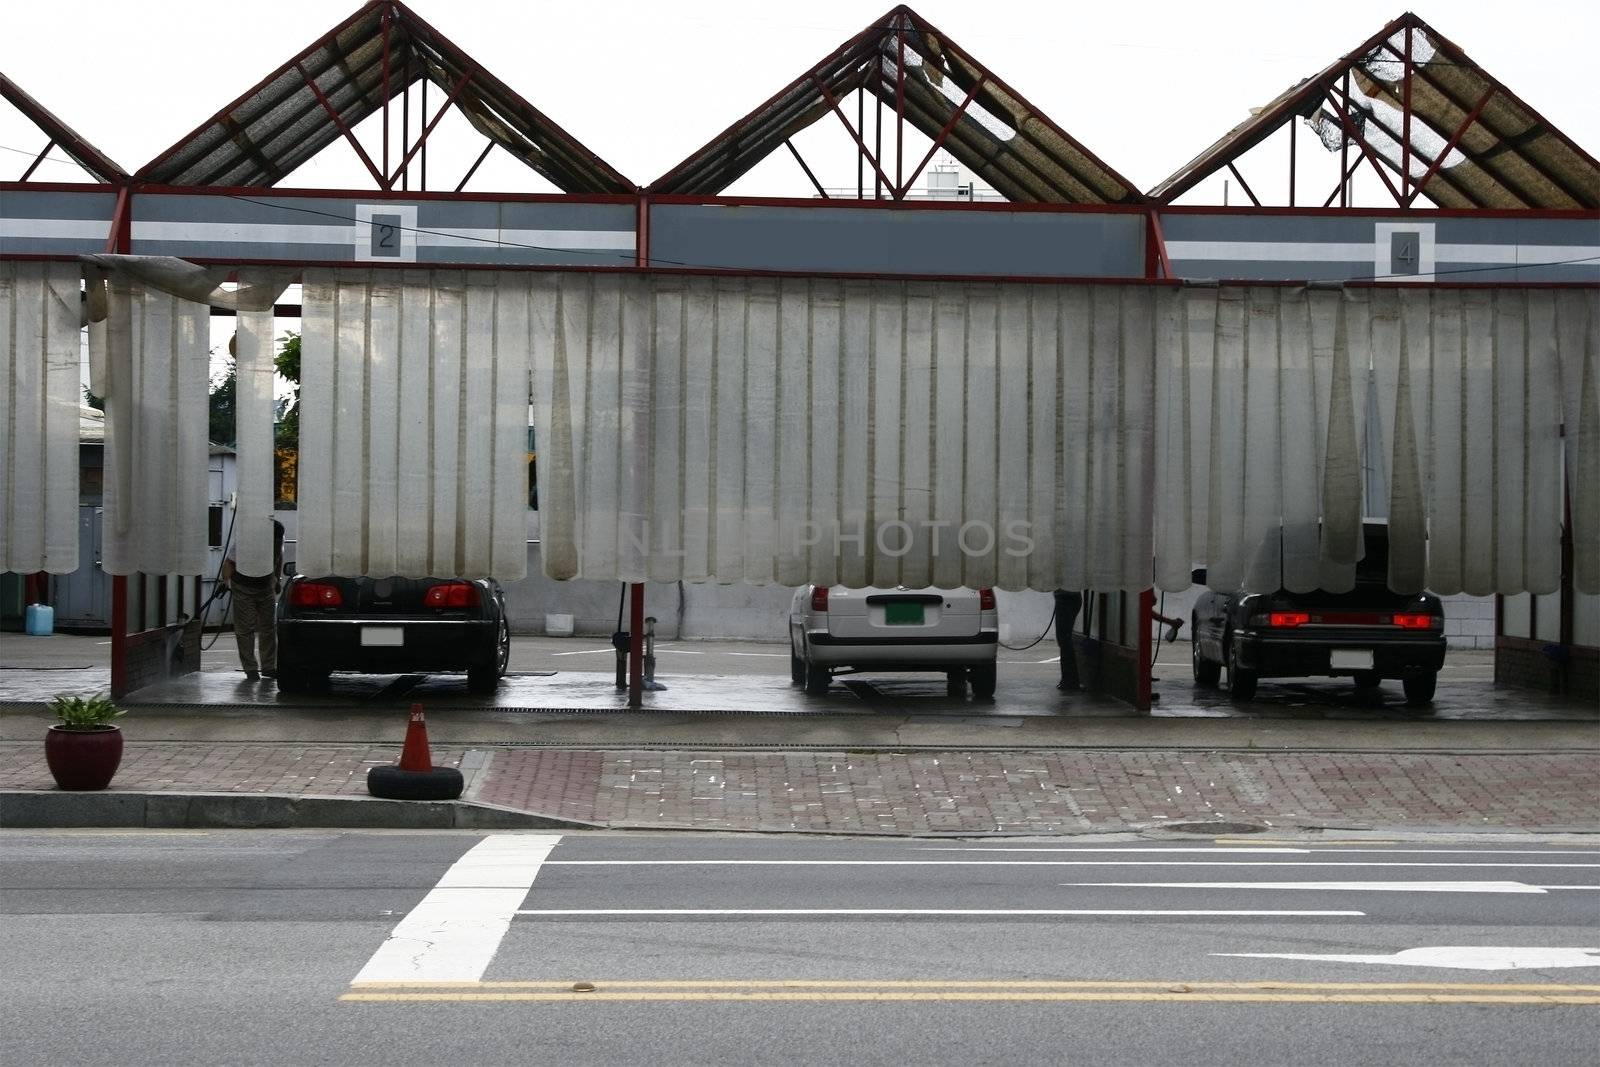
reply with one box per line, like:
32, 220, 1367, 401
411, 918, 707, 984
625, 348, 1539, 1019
275, 575, 510, 694
1190, 523, 1447, 706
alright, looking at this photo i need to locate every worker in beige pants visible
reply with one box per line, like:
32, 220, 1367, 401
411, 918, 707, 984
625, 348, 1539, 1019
222, 520, 284, 682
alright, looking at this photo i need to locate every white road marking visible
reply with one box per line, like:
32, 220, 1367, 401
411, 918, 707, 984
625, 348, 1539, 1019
548, 648, 613, 657
542, 860, 1600, 868
1216, 947, 1600, 971
515, 909, 1363, 918
655, 649, 704, 655
1059, 881, 1548, 894
1036, 656, 1060, 663
353, 834, 562, 983
925, 847, 1600, 856
726, 652, 786, 658
923, 847, 1318, 854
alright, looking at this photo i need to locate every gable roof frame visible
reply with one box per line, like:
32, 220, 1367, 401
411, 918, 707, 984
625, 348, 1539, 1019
1150, 11, 1600, 209
135, 0, 633, 194
648, 4, 1142, 204
1, 73, 128, 184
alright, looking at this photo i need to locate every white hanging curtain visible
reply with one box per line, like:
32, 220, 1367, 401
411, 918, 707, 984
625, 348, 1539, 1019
0, 261, 81, 573
296, 269, 530, 580
231, 272, 279, 579
1555, 291, 1599, 595
1155, 284, 1574, 597
1154, 285, 1364, 594
532, 274, 1156, 591
91, 277, 212, 576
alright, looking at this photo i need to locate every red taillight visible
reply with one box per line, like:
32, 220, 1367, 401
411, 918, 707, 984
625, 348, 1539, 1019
289, 582, 342, 608
1392, 613, 1434, 629
810, 587, 829, 612
425, 582, 481, 609
979, 587, 996, 611
1268, 611, 1310, 628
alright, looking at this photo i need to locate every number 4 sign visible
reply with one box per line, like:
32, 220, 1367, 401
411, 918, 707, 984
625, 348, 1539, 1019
354, 204, 419, 263
1374, 220, 1434, 282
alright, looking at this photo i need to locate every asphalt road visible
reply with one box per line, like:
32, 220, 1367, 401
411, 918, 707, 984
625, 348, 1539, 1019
2, 831, 1596, 1066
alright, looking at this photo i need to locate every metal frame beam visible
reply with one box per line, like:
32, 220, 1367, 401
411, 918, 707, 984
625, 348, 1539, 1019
295, 60, 389, 189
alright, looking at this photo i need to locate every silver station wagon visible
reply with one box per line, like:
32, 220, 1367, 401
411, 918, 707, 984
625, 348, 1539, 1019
789, 585, 1000, 698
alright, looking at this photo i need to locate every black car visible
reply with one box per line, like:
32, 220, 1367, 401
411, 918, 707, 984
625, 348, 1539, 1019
1190, 524, 1446, 706
276, 575, 511, 694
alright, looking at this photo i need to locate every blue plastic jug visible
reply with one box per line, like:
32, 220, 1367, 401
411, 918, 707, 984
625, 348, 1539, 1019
24, 603, 54, 637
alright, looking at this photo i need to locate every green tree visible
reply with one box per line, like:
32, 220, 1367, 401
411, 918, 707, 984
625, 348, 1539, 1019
209, 355, 237, 447
275, 331, 300, 449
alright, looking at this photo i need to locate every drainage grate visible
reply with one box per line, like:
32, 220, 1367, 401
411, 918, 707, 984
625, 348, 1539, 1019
1163, 821, 1268, 835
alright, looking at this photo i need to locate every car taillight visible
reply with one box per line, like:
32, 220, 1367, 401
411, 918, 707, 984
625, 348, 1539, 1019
979, 587, 996, 611
1268, 611, 1310, 627
810, 587, 829, 612
289, 582, 342, 608
425, 582, 481, 609
1392, 613, 1434, 629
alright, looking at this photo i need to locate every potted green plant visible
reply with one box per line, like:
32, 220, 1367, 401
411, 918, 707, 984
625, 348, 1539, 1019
44, 694, 125, 791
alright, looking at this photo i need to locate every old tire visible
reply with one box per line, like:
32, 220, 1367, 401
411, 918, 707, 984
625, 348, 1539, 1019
367, 764, 464, 801
946, 669, 968, 697
1353, 670, 1381, 690
1403, 672, 1437, 707
467, 665, 500, 694
790, 643, 805, 686
969, 664, 997, 700
1228, 642, 1258, 702
804, 662, 831, 695
1192, 628, 1221, 687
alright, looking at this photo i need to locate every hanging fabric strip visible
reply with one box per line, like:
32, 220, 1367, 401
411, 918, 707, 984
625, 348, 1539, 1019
96, 279, 211, 576
231, 277, 278, 579
296, 269, 529, 580
531, 275, 1158, 590
1556, 290, 1599, 595
0, 261, 81, 574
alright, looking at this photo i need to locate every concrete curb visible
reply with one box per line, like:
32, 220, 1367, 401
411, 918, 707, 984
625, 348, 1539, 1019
0, 790, 598, 831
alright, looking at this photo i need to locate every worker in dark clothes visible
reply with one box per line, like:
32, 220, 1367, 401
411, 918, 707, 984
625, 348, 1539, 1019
1053, 588, 1083, 691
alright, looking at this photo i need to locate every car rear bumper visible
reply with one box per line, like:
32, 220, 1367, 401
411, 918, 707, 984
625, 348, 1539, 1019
804, 630, 998, 669
278, 617, 498, 673
1233, 630, 1446, 678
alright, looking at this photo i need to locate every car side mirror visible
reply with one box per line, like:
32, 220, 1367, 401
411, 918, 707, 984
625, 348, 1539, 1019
1191, 567, 1207, 586
282, 562, 295, 577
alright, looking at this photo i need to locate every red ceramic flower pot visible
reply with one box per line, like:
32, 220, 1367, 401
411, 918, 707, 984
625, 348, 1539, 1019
45, 725, 124, 791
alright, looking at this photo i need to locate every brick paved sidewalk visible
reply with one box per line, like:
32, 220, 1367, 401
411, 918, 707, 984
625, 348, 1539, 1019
3, 742, 1595, 834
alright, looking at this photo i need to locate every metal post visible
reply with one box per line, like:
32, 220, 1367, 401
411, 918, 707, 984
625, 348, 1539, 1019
628, 584, 645, 707
1402, 25, 1413, 204
643, 615, 661, 691
1340, 71, 1350, 207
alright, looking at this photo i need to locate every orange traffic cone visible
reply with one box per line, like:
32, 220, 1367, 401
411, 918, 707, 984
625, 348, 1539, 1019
397, 703, 434, 772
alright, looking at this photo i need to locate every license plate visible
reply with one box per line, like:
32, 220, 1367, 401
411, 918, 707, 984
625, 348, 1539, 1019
884, 603, 925, 626
1331, 649, 1373, 670
360, 626, 404, 647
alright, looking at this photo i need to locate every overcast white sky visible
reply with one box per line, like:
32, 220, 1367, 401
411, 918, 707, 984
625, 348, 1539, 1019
3, 0, 1597, 203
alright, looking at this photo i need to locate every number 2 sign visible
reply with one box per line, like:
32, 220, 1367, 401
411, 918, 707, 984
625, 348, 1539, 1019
354, 204, 419, 262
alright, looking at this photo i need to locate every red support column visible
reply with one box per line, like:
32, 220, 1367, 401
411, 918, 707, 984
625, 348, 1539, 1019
106, 181, 131, 699
628, 193, 650, 709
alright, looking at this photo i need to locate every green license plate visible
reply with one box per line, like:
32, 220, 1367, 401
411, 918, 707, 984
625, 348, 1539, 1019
884, 603, 925, 625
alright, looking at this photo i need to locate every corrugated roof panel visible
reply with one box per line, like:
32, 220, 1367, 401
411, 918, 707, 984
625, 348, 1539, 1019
138, 1, 631, 193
